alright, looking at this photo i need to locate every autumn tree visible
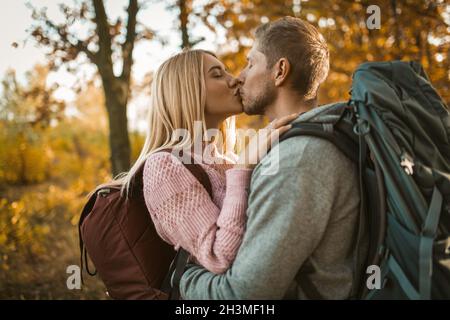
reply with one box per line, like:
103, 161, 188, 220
0, 65, 65, 184
28, 0, 156, 176
0, 66, 110, 299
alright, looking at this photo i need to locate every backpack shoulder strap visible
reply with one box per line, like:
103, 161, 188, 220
280, 117, 359, 163
182, 161, 213, 197
279, 111, 373, 299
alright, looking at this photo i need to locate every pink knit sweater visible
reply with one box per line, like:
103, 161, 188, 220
142, 151, 252, 274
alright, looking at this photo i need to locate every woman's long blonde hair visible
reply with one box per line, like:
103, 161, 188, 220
94, 49, 236, 198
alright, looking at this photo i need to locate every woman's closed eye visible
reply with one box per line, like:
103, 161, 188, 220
213, 71, 223, 78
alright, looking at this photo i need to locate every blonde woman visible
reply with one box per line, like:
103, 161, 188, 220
112, 50, 296, 274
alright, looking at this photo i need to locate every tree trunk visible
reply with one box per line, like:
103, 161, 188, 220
390, 0, 402, 59
18, 132, 27, 184
179, 0, 191, 48
425, 30, 433, 75
102, 78, 131, 177
92, 0, 135, 177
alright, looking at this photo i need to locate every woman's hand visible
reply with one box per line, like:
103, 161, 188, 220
235, 113, 299, 169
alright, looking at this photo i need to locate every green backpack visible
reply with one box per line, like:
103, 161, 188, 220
280, 61, 450, 299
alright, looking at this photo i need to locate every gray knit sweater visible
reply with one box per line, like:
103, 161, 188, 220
180, 105, 365, 299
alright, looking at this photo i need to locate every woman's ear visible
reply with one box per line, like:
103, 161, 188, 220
274, 58, 291, 87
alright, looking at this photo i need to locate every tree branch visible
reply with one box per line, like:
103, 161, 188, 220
74, 40, 98, 64
28, 3, 98, 67
121, 0, 138, 83
92, 0, 114, 76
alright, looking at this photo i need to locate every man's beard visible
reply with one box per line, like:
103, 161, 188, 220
242, 79, 277, 116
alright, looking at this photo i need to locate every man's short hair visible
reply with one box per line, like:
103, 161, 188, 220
255, 16, 330, 100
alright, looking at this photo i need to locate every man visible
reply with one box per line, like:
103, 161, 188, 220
180, 16, 364, 299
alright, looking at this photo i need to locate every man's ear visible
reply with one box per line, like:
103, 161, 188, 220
274, 58, 290, 87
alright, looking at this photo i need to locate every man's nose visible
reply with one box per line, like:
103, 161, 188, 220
237, 70, 246, 85
228, 76, 242, 88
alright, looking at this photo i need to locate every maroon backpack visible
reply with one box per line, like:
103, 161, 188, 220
78, 150, 212, 299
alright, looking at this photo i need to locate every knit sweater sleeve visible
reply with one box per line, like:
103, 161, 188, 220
142, 152, 252, 274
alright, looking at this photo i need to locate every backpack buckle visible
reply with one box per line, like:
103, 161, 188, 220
353, 119, 370, 136
400, 152, 414, 175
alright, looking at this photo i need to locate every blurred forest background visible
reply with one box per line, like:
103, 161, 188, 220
0, 0, 449, 299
